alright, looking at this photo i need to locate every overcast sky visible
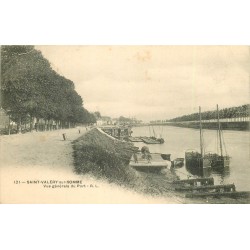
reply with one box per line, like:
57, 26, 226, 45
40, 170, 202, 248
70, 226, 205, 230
36, 46, 249, 121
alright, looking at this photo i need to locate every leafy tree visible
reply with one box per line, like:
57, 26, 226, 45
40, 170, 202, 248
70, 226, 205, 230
1, 45, 95, 132
168, 104, 250, 122
94, 111, 101, 119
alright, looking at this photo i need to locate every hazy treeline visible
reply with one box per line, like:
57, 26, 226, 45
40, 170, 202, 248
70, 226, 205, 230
168, 104, 249, 122
1, 46, 96, 132
93, 111, 142, 125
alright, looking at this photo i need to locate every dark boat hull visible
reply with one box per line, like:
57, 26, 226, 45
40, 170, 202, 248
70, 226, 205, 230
185, 151, 211, 177
172, 158, 184, 168
128, 137, 143, 142
206, 154, 230, 168
140, 137, 164, 144
161, 154, 171, 161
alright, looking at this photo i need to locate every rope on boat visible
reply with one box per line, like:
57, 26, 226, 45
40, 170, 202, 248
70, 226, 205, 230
201, 127, 206, 155
216, 128, 219, 154
152, 126, 156, 137
221, 130, 228, 155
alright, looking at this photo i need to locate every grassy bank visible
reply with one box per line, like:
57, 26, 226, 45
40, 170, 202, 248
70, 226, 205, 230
72, 128, 178, 197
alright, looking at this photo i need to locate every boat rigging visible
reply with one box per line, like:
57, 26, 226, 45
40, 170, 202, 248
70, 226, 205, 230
206, 104, 230, 169
185, 106, 211, 176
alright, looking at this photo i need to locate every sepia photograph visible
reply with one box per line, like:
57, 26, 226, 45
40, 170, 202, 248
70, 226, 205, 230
0, 45, 249, 204
1, 1, 250, 250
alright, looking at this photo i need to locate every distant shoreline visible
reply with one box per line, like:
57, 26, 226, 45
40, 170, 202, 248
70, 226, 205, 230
134, 121, 250, 131
164, 121, 249, 131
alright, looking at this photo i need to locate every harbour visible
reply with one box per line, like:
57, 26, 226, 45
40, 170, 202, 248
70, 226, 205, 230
131, 125, 250, 192
2, 7, 250, 250
1, 45, 249, 204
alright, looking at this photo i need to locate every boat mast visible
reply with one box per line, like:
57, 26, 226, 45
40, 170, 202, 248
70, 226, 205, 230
152, 126, 156, 138
217, 104, 223, 157
199, 106, 203, 157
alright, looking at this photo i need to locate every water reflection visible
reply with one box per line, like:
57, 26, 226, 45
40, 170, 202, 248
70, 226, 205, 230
212, 166, 230, 177
185, 163, 230, 180
132, 126, 249, 191
211, 166, 230, 184
185, 163, 210, 177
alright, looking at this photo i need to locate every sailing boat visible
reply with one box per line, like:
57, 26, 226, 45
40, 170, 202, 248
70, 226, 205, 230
185, 107, 211, 174
141, 125, 164, 144
206, 104, 230, 168
152, 125, 165, 144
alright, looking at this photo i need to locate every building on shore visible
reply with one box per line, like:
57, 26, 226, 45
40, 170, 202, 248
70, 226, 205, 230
96, 116, 113, 126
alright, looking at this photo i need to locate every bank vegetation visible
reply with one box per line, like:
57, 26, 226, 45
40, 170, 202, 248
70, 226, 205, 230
72, 128, 178, 196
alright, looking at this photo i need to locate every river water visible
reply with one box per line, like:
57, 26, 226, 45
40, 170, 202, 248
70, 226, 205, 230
132, 125, 250, 192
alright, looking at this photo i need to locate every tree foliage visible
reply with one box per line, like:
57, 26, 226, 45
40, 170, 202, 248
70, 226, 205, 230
1, 45, 96, 127
93, 111, 101, 119
168, 104, 250, 122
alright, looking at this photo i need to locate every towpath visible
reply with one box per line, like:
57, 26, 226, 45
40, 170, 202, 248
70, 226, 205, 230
0, 127, 179, 203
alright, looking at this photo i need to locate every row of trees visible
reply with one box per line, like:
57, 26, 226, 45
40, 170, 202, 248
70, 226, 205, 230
1, 46, 96, 132
168, 104, 250, 122
92, 112, 142, 125
117, 116, 142, 124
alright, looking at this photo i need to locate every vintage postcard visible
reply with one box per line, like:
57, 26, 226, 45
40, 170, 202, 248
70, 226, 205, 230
0, 45, 249, 204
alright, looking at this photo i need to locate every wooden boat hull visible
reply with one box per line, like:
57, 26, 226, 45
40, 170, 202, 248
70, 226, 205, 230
185, 191, 250, 199
161, 154, 171, 161
173, 177, 214, 186
128, 137, 143, 142
129, 153, 171, 173
140, 137, 164, 144
206, 154, 230, 168
173, 158, 184, 168
175, 184, 236, 192
130, 163, 169, 173
185, 151, 211, 177
185, 152, 211, 168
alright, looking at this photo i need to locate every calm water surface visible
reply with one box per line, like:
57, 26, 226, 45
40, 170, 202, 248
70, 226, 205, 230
132, 125, 250, 191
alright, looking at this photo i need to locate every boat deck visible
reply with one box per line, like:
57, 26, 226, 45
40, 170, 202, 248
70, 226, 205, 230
140, 137, 162, 144
129, 153, 171, 172
128, 137, 143, 142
